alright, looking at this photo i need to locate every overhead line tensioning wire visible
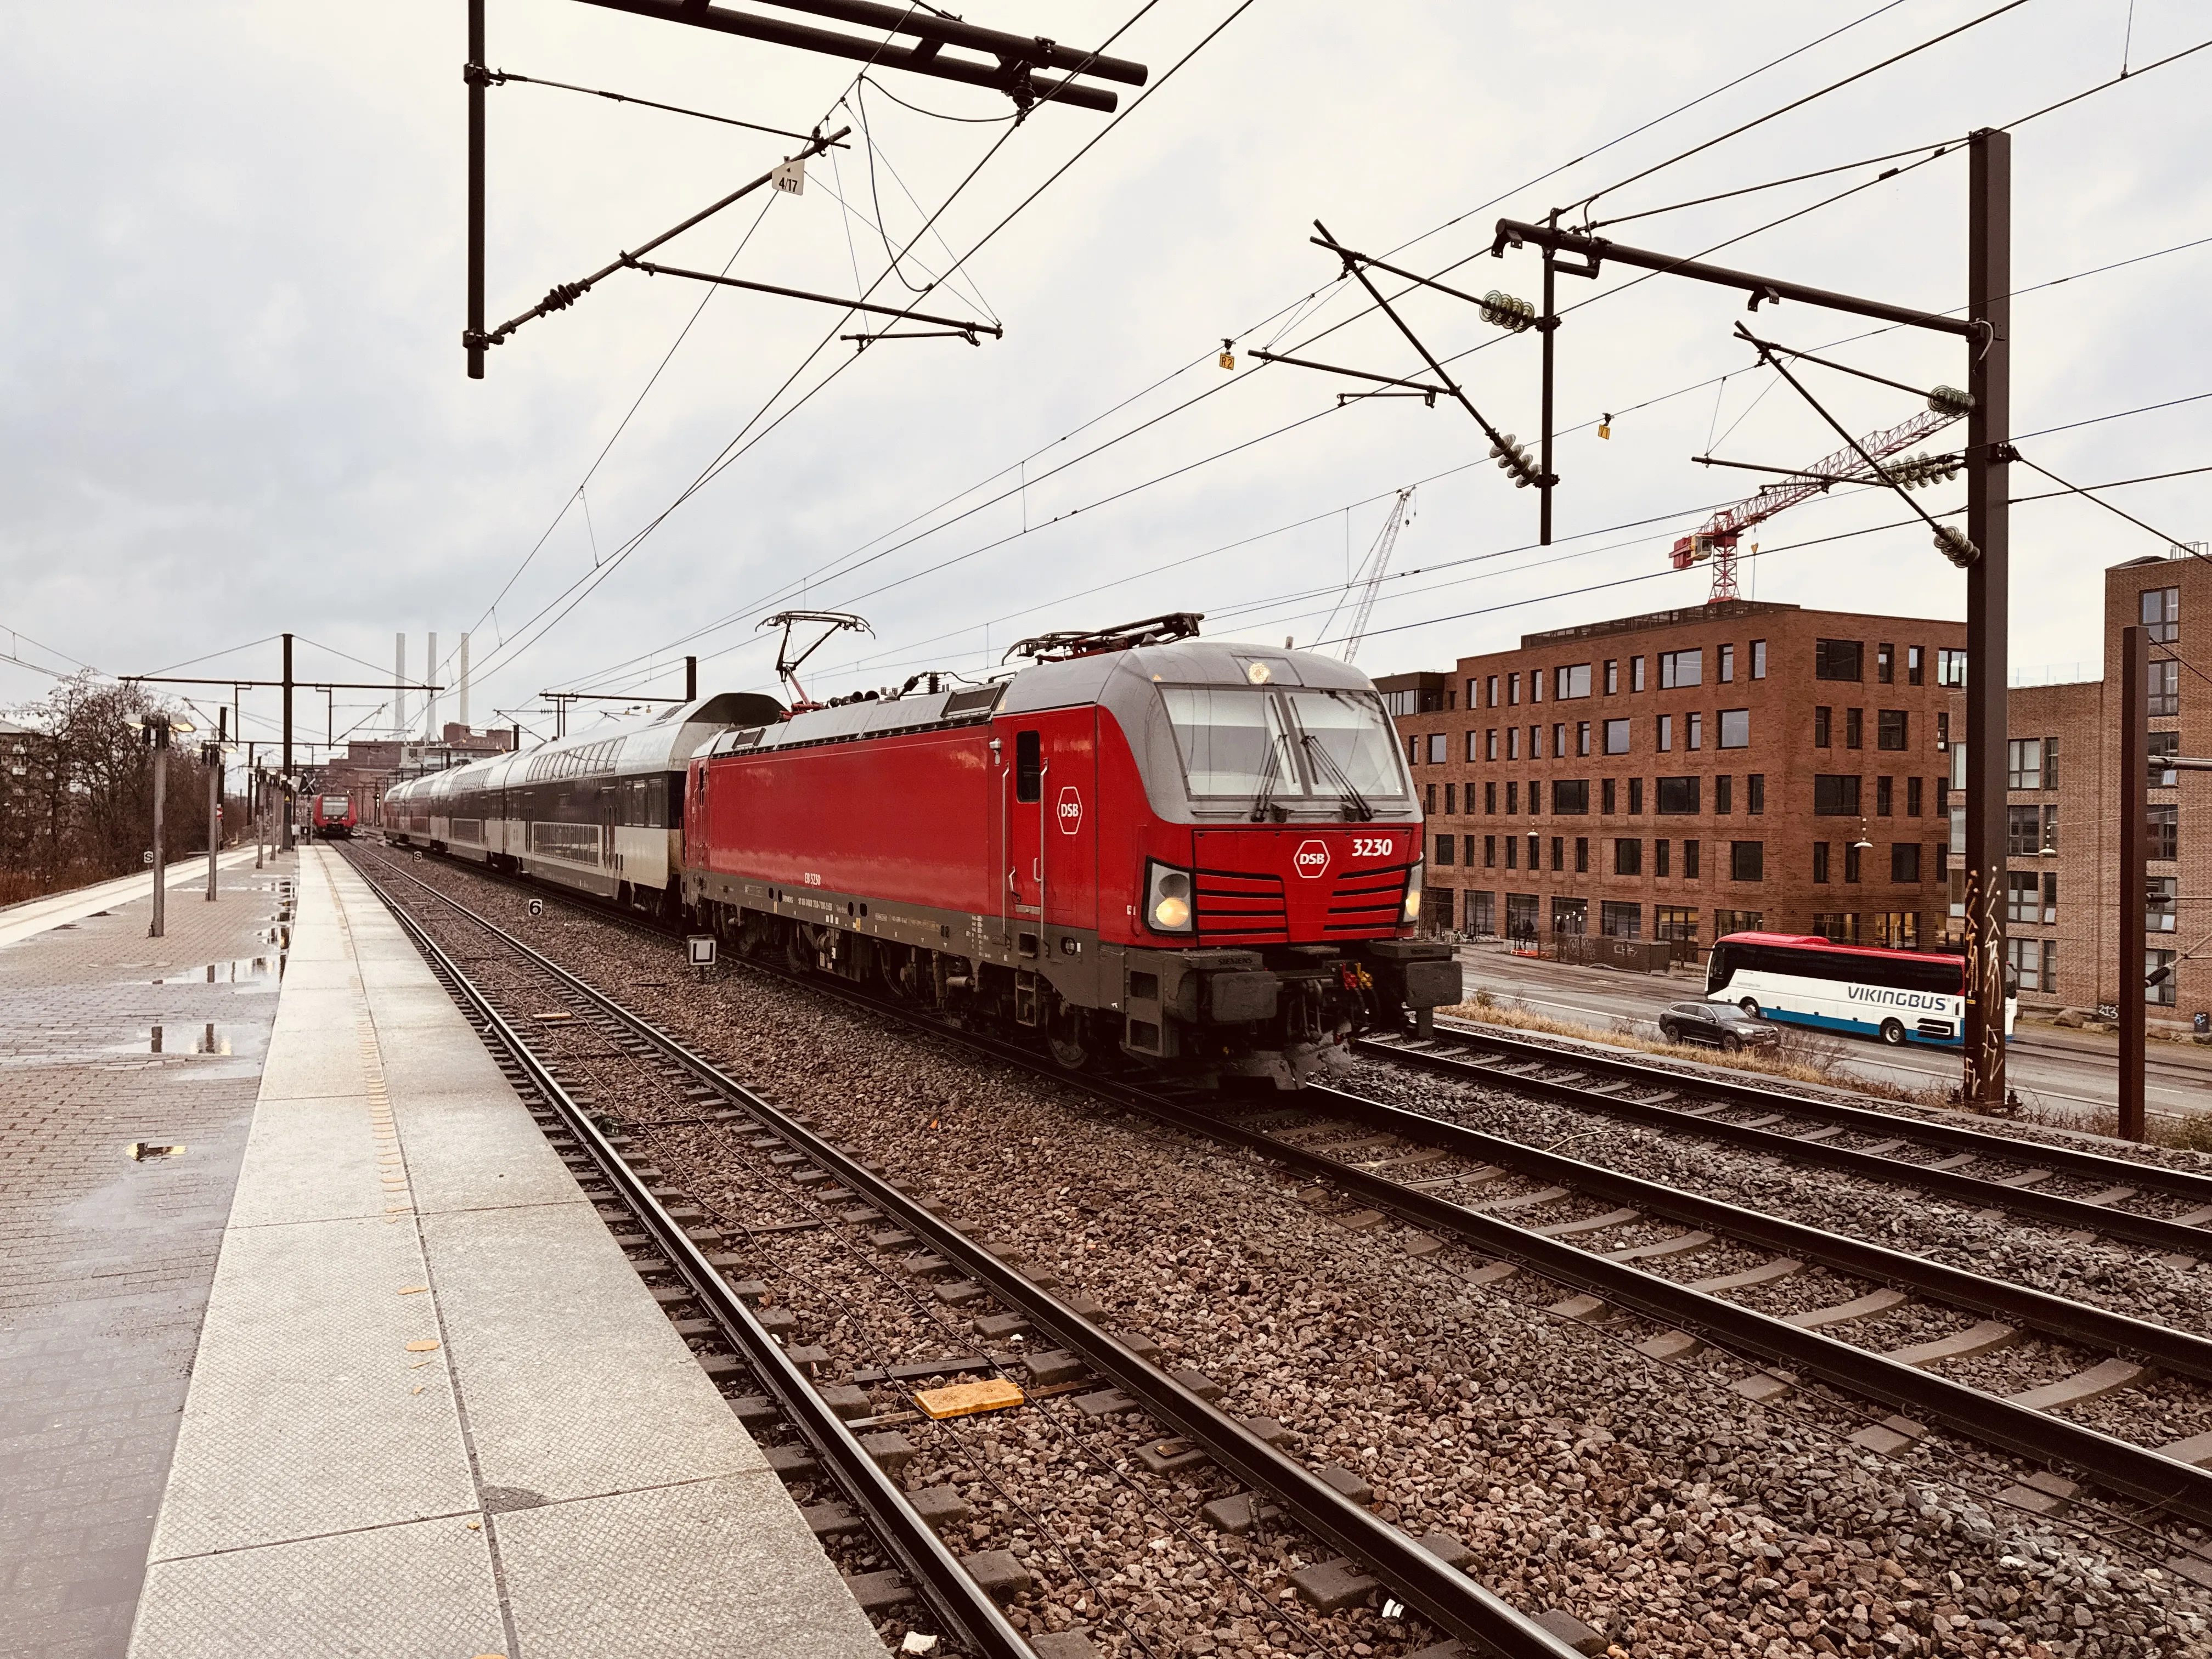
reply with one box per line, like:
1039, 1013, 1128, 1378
1567, 0, 2036, 222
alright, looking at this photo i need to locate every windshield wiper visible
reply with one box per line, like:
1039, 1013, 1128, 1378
1249, 741, 1290, 823
1301, 734, 1373, 822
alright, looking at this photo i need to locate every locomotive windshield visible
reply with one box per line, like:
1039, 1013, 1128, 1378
1159, 685, 1408, 805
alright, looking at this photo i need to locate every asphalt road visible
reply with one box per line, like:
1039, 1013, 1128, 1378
1451, 944, 2212, 1129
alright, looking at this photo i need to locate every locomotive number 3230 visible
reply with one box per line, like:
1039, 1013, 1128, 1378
1351, 837, 1395, 859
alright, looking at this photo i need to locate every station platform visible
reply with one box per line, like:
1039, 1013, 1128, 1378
5, 847, 883, 1659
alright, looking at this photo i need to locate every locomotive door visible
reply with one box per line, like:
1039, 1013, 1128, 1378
1005, 712, 1098, 935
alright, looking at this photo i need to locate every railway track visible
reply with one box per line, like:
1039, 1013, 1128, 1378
360, 845, 2212, 1564
350, 848, 1584, 1659
1357, 1024, 2212, 1260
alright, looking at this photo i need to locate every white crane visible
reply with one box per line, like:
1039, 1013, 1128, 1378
1322, 487, 1416, 664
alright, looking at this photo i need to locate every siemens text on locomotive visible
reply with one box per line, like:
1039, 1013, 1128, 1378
381, 617, 1460, 1086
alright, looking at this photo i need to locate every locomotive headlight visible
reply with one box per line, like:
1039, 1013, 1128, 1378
1402, 860, 1425, 924
1146, 860, 1195, 933
1245, 661, 1273, 685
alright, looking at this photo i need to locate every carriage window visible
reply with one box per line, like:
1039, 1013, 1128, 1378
1015, 730, 1043, 802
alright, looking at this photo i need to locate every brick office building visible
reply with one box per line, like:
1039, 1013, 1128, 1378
1959, 548, 2210, 1025
1381, 599, 1965, 952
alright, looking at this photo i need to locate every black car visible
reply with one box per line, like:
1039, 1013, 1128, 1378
1657, 1001, 1780, 1053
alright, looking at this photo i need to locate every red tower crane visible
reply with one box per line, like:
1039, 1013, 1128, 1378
1671, 402, 1967, 602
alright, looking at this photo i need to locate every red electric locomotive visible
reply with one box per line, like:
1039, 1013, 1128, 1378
311, 792, 358, 839
684, 616, 1458, 1086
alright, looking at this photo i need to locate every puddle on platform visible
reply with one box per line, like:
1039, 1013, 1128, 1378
144, 1024, 233, 1056
150, 957, 282, 987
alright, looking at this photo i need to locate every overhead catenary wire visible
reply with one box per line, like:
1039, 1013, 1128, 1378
484, 68, 848, 146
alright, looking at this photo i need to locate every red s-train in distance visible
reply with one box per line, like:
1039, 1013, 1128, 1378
684, 615, 1457, 1087
311, 792, 358, 839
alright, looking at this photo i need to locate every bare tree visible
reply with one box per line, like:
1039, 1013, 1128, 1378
0, 673, 215, 903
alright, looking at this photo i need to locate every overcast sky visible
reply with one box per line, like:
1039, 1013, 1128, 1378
4, 0, 2206, 753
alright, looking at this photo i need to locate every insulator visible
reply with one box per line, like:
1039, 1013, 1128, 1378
1927, 383, 1973, 417
1886, 453, 1961, 490
1480, 291, 1536, 334
1489, 432, 1536, 486
1933, 525, 1978, 568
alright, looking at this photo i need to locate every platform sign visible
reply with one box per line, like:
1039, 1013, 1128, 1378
687, 934, 717, 970
526, 898, 544, 918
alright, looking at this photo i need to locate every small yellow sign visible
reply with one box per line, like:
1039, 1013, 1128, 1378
913, 1379, 1025, 1420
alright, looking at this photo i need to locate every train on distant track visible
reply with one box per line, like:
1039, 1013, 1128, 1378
381, 615, 1458, 1086
310, 792, 358, 839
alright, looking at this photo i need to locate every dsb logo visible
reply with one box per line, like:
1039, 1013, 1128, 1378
1293, 838, 1330, 879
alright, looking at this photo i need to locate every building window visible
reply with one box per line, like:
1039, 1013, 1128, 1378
1937, 710, 1949, 753
1464, 730, 1478, 763
1528, 832, 1541, 868
2148, 659, 2180, 718
1813, 912, 1860, 943
2006, 737, 2042, 789
1908, 645, 1924, 686
1615, 838, 1643, 876
1486, 675, 1498, 707
1506, 673, 1519, 706
1846, 708, 1864, 749
1551, 835, 1566, 872
2150, 803, 2179, 861
1506, 893, 1539, 940
1483, 835, 1497, 868
1814, 706, 1831, 747
1655, 905, 1697, 942
1716, 774, 1733, 814
1730, 841, 1764, 881
2007, 804, 2042, 856
1655, 838, 1671, 877
1908, 776, 1923, 816
1444, 782, 1457, 816
1876, 776, 1893, 816
1632, 656, 1646, 692
2043, 803, 2059, 854
2150, 875, 2178, 934
1531, 670, 1544, 706
1719, 644, 1735, 684
1425, 783, 1437, 814
1577, 720, 1591, 757
1470, 890, 1496, 934
1435, 834, 1455, 866
1656, 775, 1700, 815
1484, 781, 1497, 814
1604, 659, 1618, 695
2143, 585, 2180, 644
1601, 778, 1617, 815
1813, 775, 1861, 816
1891, 842, 1922, 883
1530, 724, 1542, 759
1748, 773, 1765, 815
1601, 900, 1642, 939
1844, 842, 1863, 883
2149, 950, 2179, 1008
1508, 727, 1521, 761
1553, 779, 1591, 814
1657, 714, 1673, 752
1407, 736, 1419, 766
1530, 780, 1543, 815
1877, 643, 1895, 684
1504, 834, 1517, 870
2042, 871, 2058, 923
1686, 712, 1703, 751
1658, 648, 1702, 689
1684, 839, 1700, 878
1871, 912, 1919, 950
1556, 664, 1592, 699
1815, 639, 1864, 681
1718, 708, 1750, 749
1938, 648, 1967, 688
1421, 732, 1442, 764
1878, 709, 1908, 751
2045, 737, 2058, 790
1716, 907, 1764, 936
1506, 781, 1519, 815
2151, 730, 2180, 787
1604, 718, 1632, 755
1575, 836, 1589, 873
2006, 871, 2041, 924
1751, 639, 1767, 680
1628, 777, 1644, 814
1813, 840, 1831, 883
1553, 722, 1566, 758
1551, 896, 1588, 934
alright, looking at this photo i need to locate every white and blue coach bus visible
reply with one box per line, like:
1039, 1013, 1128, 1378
1706, 932, 2017, 1048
